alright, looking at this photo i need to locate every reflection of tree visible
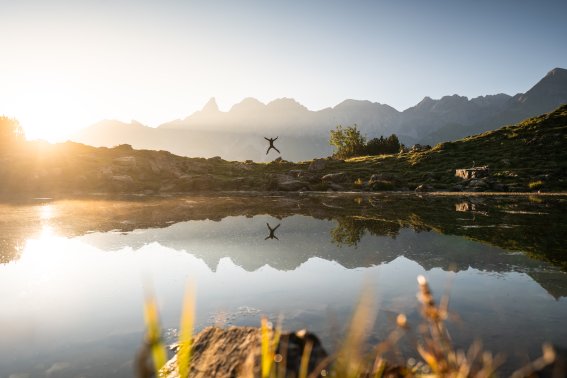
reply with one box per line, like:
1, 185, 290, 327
330, 217, 402, 247
1, 195, 565, 272
330, 218, 365, 247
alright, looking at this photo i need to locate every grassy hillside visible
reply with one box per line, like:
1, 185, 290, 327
330, 103, 567, 192
0, 105, 565, 195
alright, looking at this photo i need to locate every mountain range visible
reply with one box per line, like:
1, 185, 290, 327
72, 67, 567, 161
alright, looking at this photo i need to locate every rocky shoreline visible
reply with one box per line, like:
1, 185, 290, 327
1, 105, 565, 195
156, 327, 328, 378
0, 144, 562, 196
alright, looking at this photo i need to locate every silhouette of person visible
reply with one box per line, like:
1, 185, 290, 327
265, 223, 280, 240
264, 137, 280, 155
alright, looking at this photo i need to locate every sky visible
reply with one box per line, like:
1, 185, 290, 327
1, 0, 566, 141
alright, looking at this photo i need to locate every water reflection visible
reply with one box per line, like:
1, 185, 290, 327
0, 194, 566, 377
1, 194, 566, 271
265, 222, 281, 240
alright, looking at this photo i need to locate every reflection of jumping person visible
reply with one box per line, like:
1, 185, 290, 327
265, 223, 280, 240
264, 136, 280, 155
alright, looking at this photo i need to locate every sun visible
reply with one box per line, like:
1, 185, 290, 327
5, 73, 97, 143
18, 90, 94, 143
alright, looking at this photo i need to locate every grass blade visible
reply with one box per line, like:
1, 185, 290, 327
177, 281, 196, 378
261, 317, 272, 378
299, 339, 313, 378
143, 292, 168, 376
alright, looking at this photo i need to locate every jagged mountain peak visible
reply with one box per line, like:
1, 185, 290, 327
470, 93, 511, 107
512, 66, 567, 107
332, 99, 399, 114
73, 67, 567, 161
266, 97, 308, 112
546, 67, 567, 77
229, 97, 265, 113
201, 97, 220, 113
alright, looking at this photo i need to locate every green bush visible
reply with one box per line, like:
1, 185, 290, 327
329, 125, 366, 159
365, 134, 401, 155
329, 125, 401, 158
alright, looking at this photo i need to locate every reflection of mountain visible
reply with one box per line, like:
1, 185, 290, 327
71, 68, 567, 161
2, 194, 565, 297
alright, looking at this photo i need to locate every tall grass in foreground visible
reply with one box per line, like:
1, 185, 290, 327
138, 282, 195, 378
177, 282, 196, 378
140, 289, 168, 376
139, 276, 557, 378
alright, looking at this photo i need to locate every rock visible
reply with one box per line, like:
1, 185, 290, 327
111, 175, 134, 184
455, 202, 477, 212
161, 326, 328, 378
415, 184, 434, 192
308, 159, 327, 171
110, 175, 135, 191
209, 156, 222, 161
370, 180, 395, 191
410, 144, 431, 153
113, 156, 137, 167
321, 172, 347, 183
455, 166, 490, 180
369, 173, 396, 182
114, 144, 133, 151
491, 183, 508, 192
186, 161, 210, 174
328, 183, 345, 191
159, 182, 177, 192
468, 178, 489, 190
288, 169, 304, 177
297, 171, 321, 183
99, 166, 113, 177
235, 163, 253, 171
274, 174, 308, 191
148, 160, 161, 174
227, 177, 248, 189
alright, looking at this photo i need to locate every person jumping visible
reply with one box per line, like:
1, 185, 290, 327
264, 136, 280, 155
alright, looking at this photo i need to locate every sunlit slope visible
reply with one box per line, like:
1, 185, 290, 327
0, 105, 566, 194
342, 104, 567, 191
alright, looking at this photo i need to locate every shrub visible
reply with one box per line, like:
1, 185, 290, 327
329, 126, 402, 158
365, 134, 401, 155
329, 125, 366, 159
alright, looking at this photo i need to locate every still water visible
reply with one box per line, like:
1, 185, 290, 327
0, 194, 566, 377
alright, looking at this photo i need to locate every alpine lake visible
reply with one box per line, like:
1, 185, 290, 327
1, 193, 566, 377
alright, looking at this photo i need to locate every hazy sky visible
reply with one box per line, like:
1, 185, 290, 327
1, 0, 566, 140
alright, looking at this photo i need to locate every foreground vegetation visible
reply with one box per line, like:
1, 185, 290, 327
138, 276, 560, 378
0, 105, 566, 195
